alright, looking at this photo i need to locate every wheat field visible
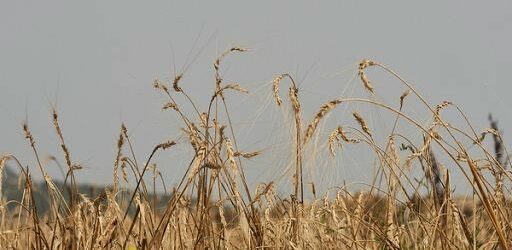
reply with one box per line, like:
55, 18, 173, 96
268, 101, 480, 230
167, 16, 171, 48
1, 48, 511, 249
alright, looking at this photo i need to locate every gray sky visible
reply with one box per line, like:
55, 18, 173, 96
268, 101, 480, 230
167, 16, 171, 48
1, 1, 511, 194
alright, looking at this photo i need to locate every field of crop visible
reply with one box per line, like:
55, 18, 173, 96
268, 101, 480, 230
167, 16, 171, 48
0, 48, 510, 249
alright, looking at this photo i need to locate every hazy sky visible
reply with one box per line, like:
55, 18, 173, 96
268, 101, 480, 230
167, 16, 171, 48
1, 1, 511, 194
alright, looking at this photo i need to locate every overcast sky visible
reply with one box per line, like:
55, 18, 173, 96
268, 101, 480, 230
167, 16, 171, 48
1, 1, 511, 194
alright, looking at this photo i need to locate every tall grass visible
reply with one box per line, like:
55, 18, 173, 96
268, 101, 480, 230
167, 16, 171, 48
0, 50, 511, 249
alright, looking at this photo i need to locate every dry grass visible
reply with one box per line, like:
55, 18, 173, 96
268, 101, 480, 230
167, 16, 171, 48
1, 50, 511, 249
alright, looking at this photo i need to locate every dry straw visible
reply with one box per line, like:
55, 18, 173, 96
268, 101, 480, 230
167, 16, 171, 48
352, 112, 372, 137
304, 99, 342, 144
358, 59, 376, 94
2, 53, 511, 250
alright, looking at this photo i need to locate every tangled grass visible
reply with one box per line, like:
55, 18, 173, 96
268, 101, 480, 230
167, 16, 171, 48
0, 48, 511, 249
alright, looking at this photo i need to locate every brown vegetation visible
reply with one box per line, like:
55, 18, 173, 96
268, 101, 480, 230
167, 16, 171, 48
0, 51, 511, 249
